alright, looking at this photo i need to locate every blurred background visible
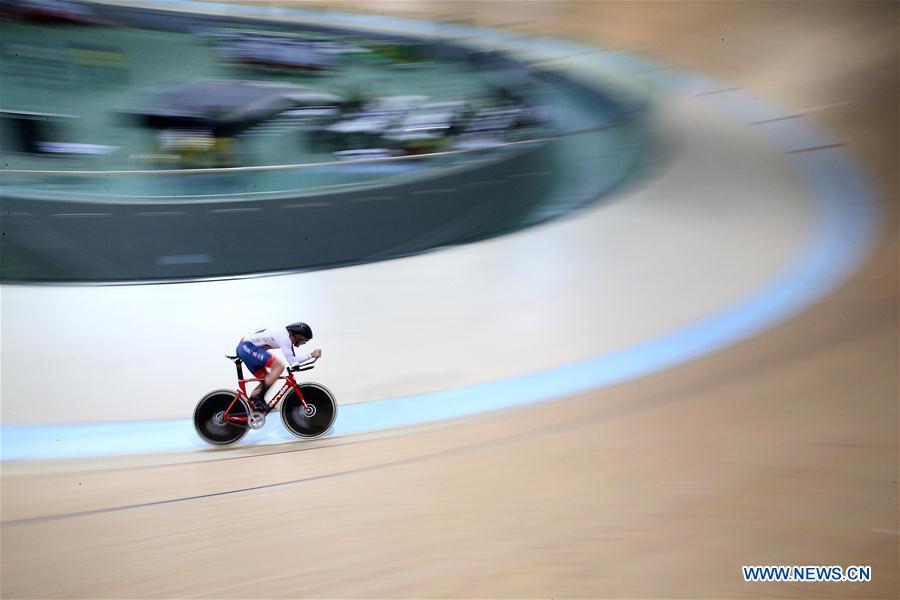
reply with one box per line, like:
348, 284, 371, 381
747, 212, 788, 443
1, 0, 651, 281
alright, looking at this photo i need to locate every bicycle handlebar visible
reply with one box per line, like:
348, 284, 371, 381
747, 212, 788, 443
287, 356, 319, 373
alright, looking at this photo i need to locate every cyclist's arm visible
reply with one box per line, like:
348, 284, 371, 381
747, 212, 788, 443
277, 335, 311, 366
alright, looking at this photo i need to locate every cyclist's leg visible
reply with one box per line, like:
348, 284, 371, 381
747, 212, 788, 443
248, 357, 285, 412
263, 356, 286, 393
236, 342, 273, 403
248, 366, 268, 401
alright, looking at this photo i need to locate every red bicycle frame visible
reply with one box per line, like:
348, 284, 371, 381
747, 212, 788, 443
223, 369, 309, 425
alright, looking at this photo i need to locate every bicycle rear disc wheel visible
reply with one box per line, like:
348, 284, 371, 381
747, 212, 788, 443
281, 383, 337, 439
193, 390, 250, 445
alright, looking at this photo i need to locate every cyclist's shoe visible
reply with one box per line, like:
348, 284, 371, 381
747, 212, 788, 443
250, 397, 269, 413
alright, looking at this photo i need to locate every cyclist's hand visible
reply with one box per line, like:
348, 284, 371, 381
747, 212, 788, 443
311, 348, 322, 359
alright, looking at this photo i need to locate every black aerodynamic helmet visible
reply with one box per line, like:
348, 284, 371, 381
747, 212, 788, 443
286, 322, 313, 342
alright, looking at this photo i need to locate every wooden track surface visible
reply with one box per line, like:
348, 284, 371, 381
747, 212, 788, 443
2, 1, 897, 597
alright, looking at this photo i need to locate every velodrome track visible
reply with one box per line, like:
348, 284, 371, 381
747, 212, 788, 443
1, 1, 897, 597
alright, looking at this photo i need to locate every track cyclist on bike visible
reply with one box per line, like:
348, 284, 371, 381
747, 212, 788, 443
237, 322, 322, 412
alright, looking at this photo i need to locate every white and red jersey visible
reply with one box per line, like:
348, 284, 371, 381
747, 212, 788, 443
240, 327, 311, 366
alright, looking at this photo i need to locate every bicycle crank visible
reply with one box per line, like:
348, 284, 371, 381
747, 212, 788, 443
248, 411, 266, 430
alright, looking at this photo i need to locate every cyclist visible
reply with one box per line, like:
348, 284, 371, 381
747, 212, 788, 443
237, 322, 322, 412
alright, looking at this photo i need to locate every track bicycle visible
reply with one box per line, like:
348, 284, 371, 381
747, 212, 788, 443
193, 355, 337, 445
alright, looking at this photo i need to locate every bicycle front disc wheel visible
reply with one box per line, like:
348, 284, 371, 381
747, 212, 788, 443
281, 383, 337, 439
193, 390, 250, 445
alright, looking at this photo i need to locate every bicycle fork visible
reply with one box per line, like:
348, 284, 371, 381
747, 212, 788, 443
288, 379, 311, 411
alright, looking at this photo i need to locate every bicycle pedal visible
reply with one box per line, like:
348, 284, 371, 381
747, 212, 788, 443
248, 411, 266, 430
